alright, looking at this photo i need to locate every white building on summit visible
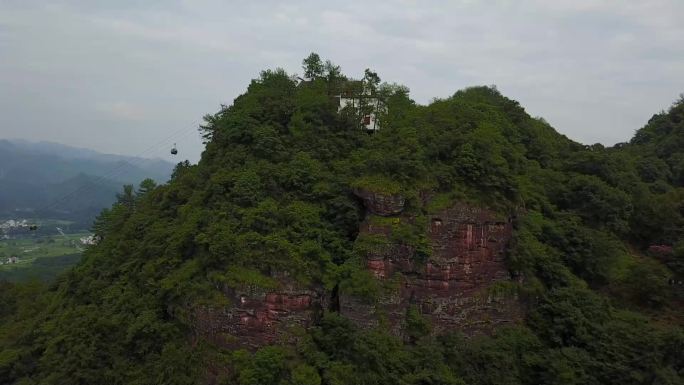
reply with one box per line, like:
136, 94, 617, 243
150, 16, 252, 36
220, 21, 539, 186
335, 83, 387, 131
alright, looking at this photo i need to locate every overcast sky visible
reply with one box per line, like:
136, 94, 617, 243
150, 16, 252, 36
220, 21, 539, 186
1, 1, 683, 163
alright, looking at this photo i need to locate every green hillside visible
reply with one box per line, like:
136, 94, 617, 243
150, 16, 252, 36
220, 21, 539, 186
0, 56, 681, 385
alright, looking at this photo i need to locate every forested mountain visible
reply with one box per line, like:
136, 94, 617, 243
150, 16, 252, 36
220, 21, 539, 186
0, 56, 681, 385
0, 139, 173, 224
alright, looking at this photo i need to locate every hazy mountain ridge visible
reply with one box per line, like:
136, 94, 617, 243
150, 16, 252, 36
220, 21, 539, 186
5, 139, 173, 175
0, 139, 174, 221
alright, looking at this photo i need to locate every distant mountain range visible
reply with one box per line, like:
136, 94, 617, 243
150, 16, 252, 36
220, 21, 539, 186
0, 139, 174, 226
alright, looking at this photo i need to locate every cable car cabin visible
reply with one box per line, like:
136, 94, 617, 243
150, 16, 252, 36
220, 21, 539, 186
28, 225, 38, 231
170, 144, 178, 155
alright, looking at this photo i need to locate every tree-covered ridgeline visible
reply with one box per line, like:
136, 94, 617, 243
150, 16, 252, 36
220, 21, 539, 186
0, 54, 682, 385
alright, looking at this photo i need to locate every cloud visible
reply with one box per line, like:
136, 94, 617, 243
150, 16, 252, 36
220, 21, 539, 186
0, 0, 683, 161
95, 101, 148, 121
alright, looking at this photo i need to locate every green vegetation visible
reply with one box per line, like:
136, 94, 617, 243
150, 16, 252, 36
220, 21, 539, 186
0, 254, 81, 282
0, 232, 88, 282
0, 55, 682, 384
351, 175, 403, 195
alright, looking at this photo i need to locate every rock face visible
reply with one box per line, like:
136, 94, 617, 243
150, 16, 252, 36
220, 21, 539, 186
341, 201, 522, 336
194, 280, 325, 349
195, 197, 521, 350
648, 244, 674, 259
353, 188, 405, 216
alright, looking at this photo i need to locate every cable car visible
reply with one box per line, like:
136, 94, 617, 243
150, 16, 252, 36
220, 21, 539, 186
171, 143, 178, 155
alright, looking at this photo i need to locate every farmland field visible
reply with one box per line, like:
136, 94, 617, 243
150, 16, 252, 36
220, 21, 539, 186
0, 232, 89, 282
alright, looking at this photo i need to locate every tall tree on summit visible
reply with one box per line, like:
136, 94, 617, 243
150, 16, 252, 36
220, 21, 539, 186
302, 52, 324, 80
363, 68, 381, 93
324, 59, 343, 94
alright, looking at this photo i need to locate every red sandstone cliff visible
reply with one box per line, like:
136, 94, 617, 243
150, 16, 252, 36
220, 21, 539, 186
340, 193, 523, 336
193, 277, 326, 349
194, 191, 522, 349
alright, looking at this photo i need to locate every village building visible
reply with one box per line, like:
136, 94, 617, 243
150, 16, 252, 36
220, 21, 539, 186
336, 87, 387, 131
297, 74, 387, 131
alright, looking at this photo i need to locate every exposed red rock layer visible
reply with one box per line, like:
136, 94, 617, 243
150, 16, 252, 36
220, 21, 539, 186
194, 194, 521, 350
193, 284, 324, 349
648, 244, 674, 258
341, 201, 522, 336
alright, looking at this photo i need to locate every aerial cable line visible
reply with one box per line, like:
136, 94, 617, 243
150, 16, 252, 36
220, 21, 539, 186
38, 129, 193, 216
31, 122, 200, 218
41, 125, 197, 211
40, 131, 183, 210
72, 125, 196, 187
76, 128, 198, 192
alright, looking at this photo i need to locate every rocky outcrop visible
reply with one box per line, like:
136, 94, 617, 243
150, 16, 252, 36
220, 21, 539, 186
648, 244, 674, 258
195, 200, 521, 350
193, 280, 325, 349
353, 188, 405, 216
340, 202, 522, 336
